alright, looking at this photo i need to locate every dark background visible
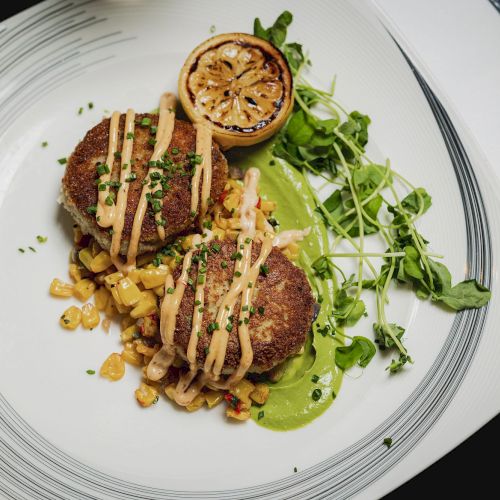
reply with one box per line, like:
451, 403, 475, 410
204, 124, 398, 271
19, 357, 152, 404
1, 1, 498, 498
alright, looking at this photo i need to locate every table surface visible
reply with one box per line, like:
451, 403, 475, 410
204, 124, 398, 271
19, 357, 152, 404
1, 1, 499, 498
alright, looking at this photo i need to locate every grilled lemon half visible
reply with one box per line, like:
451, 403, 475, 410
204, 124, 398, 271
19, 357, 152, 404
178, 33, 293, 149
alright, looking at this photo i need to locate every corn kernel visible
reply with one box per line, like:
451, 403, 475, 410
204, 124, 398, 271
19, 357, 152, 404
130, 300, 156, 319
230, 379, 255, 408
59, 306, 82, 330
250, 383, 270, 405
113, 298, 131, 314
69, 264, 83, 283
153, 285, 164, 297
90, 251, 112, 273
186, 394, 206, 412
94, 286, 111, 311
135, 383, 159, 407
165, 383, 176, 400
135, 342, 159, 357
261, 200, 277, 212
109, 285, 122, 305
100, 353, 125, 381
104, 299, 118, 318
50, 278, 74, 297
117, 277, 142, 306
104, 271, 124, 288
140, 265, 169, 289
121, 325, 138, 343
127, 268, 142, 284
205, 390, 224, 408
226, 229, 239, 241
223, 192, 240, 213
228, 218, 241, 230
122, 341, 143, 366
226, 407, 250, 421
78, 247, 94, 271
181, 235, 195, 251
73, 279, 96, 302
81, 303, 100, 329
102, 318, 112, 333
212, 227, 225, 240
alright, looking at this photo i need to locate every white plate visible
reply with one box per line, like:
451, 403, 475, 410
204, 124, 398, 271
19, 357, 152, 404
0, 1, 497, 498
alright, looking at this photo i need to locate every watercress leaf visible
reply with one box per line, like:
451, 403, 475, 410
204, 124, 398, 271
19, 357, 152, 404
312, 255, 334, 280
349, 111, 371, 147
268, 10, 293, 47
335, 336, 376, 370
322, 190, 344, 218
318, 118, 339, 133
386, 353, 413, 373
401, 188, 432, 214
437, 280, 491, 310
373, 323, 405, 350
273, 141, 304, 168
286, 109, 317, 145
283, 42, 305, 73
427, 258, 451, 293
253, 17, 269, 40
403, 246, 424, 280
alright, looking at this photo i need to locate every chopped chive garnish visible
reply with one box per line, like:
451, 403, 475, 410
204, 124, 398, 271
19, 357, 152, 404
258, 410, 264, 420
258, 306, 265, 315
36, 235, 48, 243
207, 322, 219, 333
125, 172, 137, 182
221, 261, 228, 269
197, 331, 202, 338
312, 389, 322, 401
383, 437, 393, 448
249, 306, 255, 315
209, 25, 216, 33
166, 287, 174, 294
88, 102, 94, 109
86, 369, 95, 375
211, 243, 221, 253
126, 132, 134, 140
247, 281, 253, 288
243, 317, 250, 324
230, 251, 243, 261
234, 271, 242, 277
86, 205, 97, 215
156, 217, 167, 227
105, 195, 115, 206
171, 147, 179, 154
96, 164, 110, 175
28, 246, 36, 252
114, 151, 121, 159
41, 141, 48, 148
140, 117, 152, 127
204, 347, 210, 355
194, 300, 202, 306
226, 322, 233, 332
78, 107, 83, 115
245, 237, 252, 244
148, 138, 157, 146
58, 157, 67, 165
242, 305, 248, 312
198, 275, 205, 285
18, 248, 25, 253
311, 374, 319, 383
260, 264, 269, 276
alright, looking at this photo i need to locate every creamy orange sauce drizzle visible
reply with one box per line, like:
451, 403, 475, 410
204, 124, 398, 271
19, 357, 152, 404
96, 111, 120, 227
273, 227, 311, 248
146, 234, 201, 382
191, 121, 213, 226
125, 93, 176, 271
109, 109, 135, 271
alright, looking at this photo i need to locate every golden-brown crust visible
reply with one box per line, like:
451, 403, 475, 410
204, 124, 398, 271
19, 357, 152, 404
173, 239, 315, 372
62, 114, 228, 253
